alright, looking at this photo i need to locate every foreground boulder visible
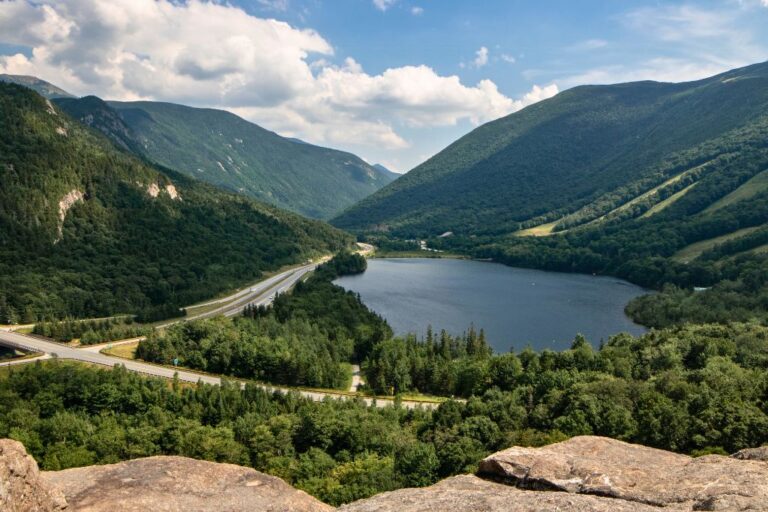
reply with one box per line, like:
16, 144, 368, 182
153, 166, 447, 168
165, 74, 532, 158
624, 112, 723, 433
339, 474, 661, 512
42, 455, 332, 512
0, 439, 67, 512
4, 436, 768, 511
478, 436, 768, 510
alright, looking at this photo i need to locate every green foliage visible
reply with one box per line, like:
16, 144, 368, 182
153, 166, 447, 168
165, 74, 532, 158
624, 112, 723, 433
137, 316, 351, 389
333, 62, 768, 326
137, 253, 388, 387
0, 83, 351, 322
53, 98, 397, 219
335, 62, 768, 235
2, 322, 767, 504
363, 326, 492, 396
32, 317, 151, 344
364, 322, 768, 454
268, 254, 392, 361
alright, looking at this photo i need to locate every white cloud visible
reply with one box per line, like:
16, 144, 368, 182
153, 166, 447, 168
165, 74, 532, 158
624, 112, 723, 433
557, 58, 731, 88
0, 0, 557, 156
411, 6, 424, 16
256, 0, 289, 11
473, 46, 489, 68
373, 0, 397, 12
500, 54, 516, 64
554, 5, 766, 88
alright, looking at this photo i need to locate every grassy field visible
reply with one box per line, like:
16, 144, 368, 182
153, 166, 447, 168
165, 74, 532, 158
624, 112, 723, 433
673, 226, 762, 262
101, 341, 140, 359
641, 182, 698, 218
515, 220, 560, 237
705, 169, 768, 213
516, 162, 709, 237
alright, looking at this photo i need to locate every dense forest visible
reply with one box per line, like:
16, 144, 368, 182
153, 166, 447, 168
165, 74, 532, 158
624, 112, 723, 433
335, 62, 768, 327
32, 317, 151, 345
4, 63, 768, 508
136, 253, 390, 387
334, 61, 768, 236
56, 97, 396, 219
0, 83, 350, 323
4, 320, 767, 504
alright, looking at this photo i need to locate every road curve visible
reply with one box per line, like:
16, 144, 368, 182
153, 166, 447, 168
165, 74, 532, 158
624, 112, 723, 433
0, 265, 438, 410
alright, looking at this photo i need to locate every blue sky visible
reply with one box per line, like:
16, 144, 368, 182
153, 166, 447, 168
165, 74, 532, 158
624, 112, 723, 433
1, 0, 767, 172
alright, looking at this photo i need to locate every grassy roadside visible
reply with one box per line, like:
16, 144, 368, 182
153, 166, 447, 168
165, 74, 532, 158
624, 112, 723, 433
101, 342, 140, 359
183, 255, 332, 314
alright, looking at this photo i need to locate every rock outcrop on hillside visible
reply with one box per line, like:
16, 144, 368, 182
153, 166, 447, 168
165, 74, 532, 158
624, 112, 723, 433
2, 436, 768, 511
477, 436, 768, 511
42, 455, 333, 512
0, 439, 66, 512
339, 474, 661, 512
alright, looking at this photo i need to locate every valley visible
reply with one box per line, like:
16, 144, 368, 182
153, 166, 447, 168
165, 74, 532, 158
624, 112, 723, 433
2, 20, 768, 509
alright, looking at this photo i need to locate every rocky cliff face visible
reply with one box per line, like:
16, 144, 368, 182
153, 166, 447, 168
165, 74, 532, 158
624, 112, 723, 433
476, 436, 768, 511
42, 456, 332, 512
2, 436, 767, 511
0, 439, 66, 512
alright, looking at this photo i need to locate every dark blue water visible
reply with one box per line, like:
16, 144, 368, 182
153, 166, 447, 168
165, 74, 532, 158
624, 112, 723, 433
334, 258, 648, 352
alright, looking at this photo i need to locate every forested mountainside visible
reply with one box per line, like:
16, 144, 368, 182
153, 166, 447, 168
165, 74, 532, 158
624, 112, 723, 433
0, 83, 351, 322
64, 98, 395, 219
334, 61, 768, 236
0, 74, 73, 99
334, 62, 768, 326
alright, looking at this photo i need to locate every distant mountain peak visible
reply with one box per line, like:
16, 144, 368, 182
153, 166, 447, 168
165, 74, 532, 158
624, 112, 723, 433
0, 74, 74, 99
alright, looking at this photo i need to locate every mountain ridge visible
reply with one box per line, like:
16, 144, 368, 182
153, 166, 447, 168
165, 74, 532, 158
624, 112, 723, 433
1, 73, 396, 220
333, 60, 768, 236
0, 82, 350, 322
0, 74, 74, 99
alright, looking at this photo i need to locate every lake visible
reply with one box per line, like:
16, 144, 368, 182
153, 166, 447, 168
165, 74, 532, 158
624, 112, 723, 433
334, 258, 648, 352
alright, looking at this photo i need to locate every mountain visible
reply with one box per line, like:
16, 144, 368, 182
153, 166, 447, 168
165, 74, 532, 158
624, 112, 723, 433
372, 163, 400, 181
334, 61, 768, 237
93, 100, 396, 219
0, 83, 351, 322
333, 62, 768, 325
0, 74, 73, 99
54, 96, 144, 154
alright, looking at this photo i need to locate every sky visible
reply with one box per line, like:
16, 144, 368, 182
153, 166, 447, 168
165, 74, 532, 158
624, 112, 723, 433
1, 1, 767, 172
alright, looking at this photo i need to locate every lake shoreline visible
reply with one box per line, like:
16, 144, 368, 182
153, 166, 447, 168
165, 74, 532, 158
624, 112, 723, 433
336, 257, 648, 352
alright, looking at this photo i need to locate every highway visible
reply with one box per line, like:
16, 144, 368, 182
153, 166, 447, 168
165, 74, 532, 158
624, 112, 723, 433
162, 262, 320, 325
0, 262, 438, 410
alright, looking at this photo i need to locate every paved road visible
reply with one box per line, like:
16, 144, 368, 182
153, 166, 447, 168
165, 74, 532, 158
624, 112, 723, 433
0, 329, 434, 409
0, 265, 438, 410
161, 263, 319, 326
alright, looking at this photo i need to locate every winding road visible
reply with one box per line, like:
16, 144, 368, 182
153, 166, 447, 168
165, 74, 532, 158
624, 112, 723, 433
0, 261, 438, 410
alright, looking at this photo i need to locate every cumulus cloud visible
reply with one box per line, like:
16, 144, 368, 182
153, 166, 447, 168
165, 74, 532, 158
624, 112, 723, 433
473, 46, 489, 68
256, 0, 289, 11
411, 6, 424, 15
550, 4, 766, 89
0, 0, 557, 156
373, 0, 397, 12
